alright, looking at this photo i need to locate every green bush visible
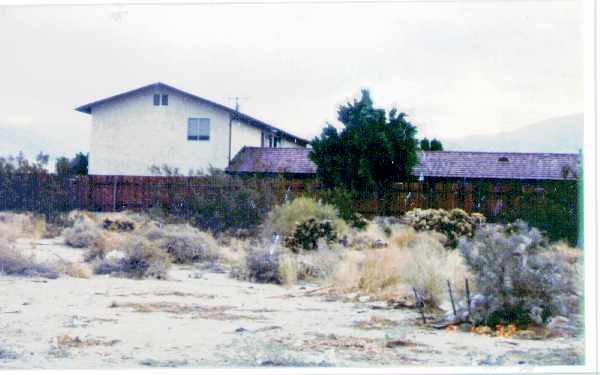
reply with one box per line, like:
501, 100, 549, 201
262, 197, 347, 240
401, 208, 486, 248
284, 218, 338, 251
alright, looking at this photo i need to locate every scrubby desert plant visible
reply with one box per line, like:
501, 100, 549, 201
401, 208, 486, 248
62, 216, 102, 248
330, 231, 468, 307
263, 197, 347, 240
0, 212, 47, 241
143, 224, 219, 264
94, 237, 171, 279
294, 241, 342, 282
63, 262, 92, 279
458, 220, 580, 327
232, 244, 286, 284
284, 218, 338, 251
0, 240, 58, 278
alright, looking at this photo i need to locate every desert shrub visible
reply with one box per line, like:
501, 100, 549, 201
401, 208, 486, 248
294, 242, 342, 282
94, 237, 171, 279
232, 244, 286, 284
458, 220, 580, 327
63, 262, 92, 279
62, 217, 101, 248
331, 231, 468, 307
399, 233, 468, 307
284, 218, 338, 251
185, 173, 277, 236
83, 231, 127, 262
0, 212, 47, 241
102, 218, 135, 232
143, 224, 219, 264
0, 240, 58, 278
263, 197, 348, 241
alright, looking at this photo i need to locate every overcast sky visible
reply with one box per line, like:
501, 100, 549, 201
0, 1, 582, 157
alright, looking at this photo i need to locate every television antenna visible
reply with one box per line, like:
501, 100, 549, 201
228, 96, 250, 112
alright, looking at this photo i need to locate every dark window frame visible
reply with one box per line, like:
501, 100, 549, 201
153, 94, 160, 106
161, 94, 168, 106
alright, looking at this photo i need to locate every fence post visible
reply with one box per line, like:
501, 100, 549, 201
112, 176, 118, 212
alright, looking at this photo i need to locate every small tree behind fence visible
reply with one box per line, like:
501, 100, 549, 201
0, 174, 578, 243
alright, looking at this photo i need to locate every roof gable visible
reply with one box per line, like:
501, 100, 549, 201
75, 82, 309, 145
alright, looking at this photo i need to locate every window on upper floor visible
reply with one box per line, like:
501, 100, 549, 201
188, 118, 210, 141
153, 94, 168, 106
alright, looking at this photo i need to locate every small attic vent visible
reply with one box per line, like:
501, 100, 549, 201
498, 157, 509, 163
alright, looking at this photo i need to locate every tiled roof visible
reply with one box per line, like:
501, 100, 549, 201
227, 147, 316, 175
412, 151, 579, 181
227, 148, 580, 181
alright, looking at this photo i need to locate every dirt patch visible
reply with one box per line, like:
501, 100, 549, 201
54, 335, 120, 349
352, 315, 398, 330
114, 291, 218, 299
109, 301, 263, 321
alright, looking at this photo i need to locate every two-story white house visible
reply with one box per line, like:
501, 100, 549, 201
75, 82, 308, 176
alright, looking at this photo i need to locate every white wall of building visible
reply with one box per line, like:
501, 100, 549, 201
88, 86, 304, 176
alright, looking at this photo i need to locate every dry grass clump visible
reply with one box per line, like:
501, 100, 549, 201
83, 231, 128, 261
62, 216, 102, 248
94, 236, 171, 279
0, 212, 47, 241
329, 231, 468, 308
143, 224, 219, 264
232, 240, 342, 286
262, 197, 348, 240
63, 262, 92, 279
0, 239, 59, 278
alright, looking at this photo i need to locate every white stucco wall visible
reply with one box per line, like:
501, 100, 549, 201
87, 86, 304, 176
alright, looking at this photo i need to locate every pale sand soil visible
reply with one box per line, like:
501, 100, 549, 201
0, 238, 584, 369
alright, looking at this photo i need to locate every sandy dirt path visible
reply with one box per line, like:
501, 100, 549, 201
0, 238, 584, 369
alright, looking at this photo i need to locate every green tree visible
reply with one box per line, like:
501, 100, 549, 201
430, 138, 443, 151
54, 153, 89, 176
419, 138, 431, 151
69, 153, 88, 175
309, 89, 418, 193
55, 157, 71, 176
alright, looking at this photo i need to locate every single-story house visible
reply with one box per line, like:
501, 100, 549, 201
226, 147, 580, 182
76, 82, 309, 176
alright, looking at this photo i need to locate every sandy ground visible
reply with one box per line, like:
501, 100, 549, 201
0, 238, 585, 369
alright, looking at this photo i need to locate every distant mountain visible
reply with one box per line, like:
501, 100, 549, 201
0, 123, 89, 162
444, 114, 583, 154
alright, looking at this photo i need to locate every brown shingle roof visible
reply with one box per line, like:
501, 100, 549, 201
227, 147, 316, 175
412, 151, 579, 181
227, 148, 580, 181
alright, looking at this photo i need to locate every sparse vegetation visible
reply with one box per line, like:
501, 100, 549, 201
62, 216, 102, 248
458, 220, 580, 327
0, 239, 59, 278
94, 237, 171, 279
401, 208, 486, 248
263, 197, 347, 241
144, 224, 219, 264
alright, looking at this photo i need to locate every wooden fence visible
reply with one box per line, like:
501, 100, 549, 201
0, 173, 578, 242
